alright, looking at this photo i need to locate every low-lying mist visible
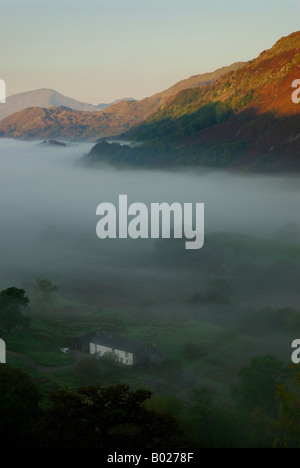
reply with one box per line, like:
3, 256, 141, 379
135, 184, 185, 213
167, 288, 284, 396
0, 138, 299, 317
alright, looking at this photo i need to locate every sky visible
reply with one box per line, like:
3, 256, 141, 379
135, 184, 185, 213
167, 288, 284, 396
1, 0, 299, 104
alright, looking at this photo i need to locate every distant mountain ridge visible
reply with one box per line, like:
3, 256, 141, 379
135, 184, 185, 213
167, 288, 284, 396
97, 98, 137, 110
0, 89, 100, 121
0, 89, 138, 121
0, 63, 244, 140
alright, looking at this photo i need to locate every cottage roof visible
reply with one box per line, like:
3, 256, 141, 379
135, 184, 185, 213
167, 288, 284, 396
91, 332, 142, 354
74, 332, 96, 347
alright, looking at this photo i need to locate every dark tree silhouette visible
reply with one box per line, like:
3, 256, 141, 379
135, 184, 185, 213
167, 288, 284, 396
0, 365, 40, 447
34, 383, 189, 448
0, 287, 30, 334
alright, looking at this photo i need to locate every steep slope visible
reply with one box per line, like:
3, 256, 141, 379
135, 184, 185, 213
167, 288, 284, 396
149, 62, 244, 105
128, 32, 300, 137
0, 89, 102, 121
99, 62, 244, 123
0, 63, 244, 140
90, 31, 299, 170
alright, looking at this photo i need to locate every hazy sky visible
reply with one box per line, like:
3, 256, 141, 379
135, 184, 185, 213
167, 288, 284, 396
1, 0, 299, 104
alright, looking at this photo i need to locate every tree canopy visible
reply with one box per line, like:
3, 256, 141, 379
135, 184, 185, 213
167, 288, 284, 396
0, 287, 30, 334
34, 383, 189, 448
0, 365, 40, 447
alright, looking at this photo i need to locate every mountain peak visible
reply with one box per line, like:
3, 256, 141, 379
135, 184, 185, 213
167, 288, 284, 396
0, 89, 101, 121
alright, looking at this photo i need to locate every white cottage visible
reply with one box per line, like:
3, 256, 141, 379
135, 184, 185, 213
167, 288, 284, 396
0, 338, 6, 364
73, 332, 161, 367
90, 333, 144, 366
